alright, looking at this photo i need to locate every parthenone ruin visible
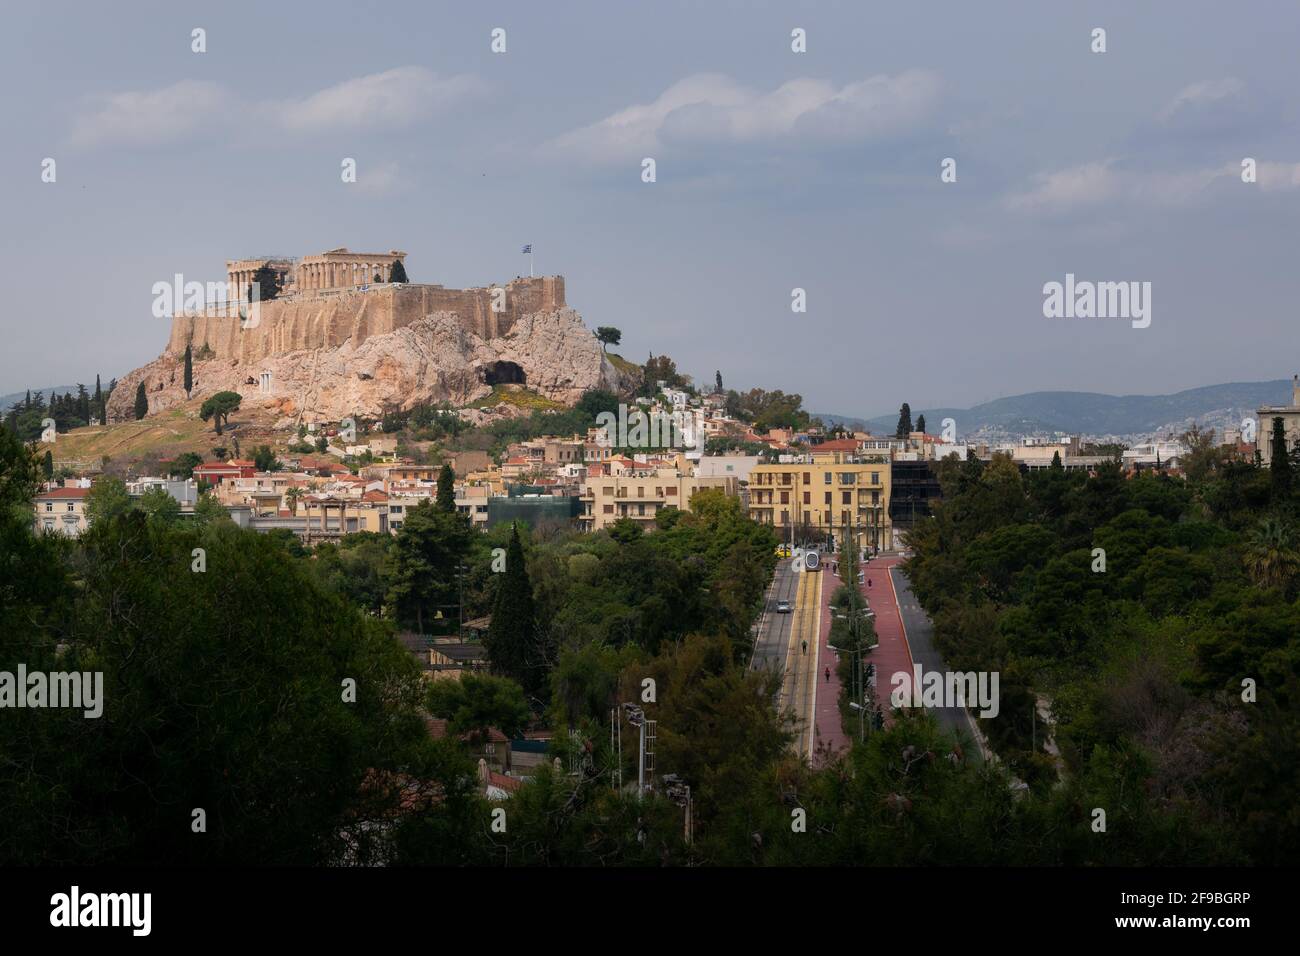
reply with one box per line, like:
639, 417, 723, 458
166, 247, 568, 364
225, 248, 408, 303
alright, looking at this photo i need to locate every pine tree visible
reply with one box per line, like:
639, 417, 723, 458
133, 382, 148, 420
916, 414, 927, 434
895, 403, 913, 439
486, 524, 536, 688
184, 345, 193, 395
436, 463, 456, 512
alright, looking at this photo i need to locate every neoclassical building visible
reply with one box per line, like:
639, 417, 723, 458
1258, 374, 1300, 466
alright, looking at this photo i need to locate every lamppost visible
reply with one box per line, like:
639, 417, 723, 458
622, 703, 648, 798
663, 773, 692, 845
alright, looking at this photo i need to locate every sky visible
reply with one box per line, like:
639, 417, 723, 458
3, 0, 1299, 418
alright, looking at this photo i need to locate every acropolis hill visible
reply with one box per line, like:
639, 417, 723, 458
108, 248, 624, 426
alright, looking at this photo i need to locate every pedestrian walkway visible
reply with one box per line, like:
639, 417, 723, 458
864, 556, 915, 727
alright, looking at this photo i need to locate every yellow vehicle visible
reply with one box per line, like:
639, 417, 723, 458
775, 545, 792, 558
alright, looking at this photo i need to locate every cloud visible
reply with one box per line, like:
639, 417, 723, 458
1158, 78, 1245, 123
545, 70, 941, 164
70, 80, 231, 147
1006, 160, 1244, 212
274, 67, 485, 133
1258, 161, 1300, 191
353, 160, 402, 196
69, 68, 484, 147
1006, 162, 1121, 211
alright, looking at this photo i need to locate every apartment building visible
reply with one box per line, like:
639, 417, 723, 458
579, 466, 703, 531
748, 449, 892, 552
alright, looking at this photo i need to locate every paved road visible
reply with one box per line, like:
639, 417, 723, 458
751, 558, 800, 672
752, 556, 821, 760
888, 563, 985, 764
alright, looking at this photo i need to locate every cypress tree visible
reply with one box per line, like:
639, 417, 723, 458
42, 450, 53, 480
389, 258, 408, 283
916, 413, 927, 434
133, 381, 148, 420
1271, 416, 1291, 497
895, 403, 913, 439
184, 345, 193, 395
486, 524, 535, 688
436, 463, 456, 512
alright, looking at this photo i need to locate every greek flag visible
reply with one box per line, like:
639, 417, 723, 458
521, 244, 532, 254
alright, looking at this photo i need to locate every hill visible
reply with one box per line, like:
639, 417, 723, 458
817, 380, 1295, 439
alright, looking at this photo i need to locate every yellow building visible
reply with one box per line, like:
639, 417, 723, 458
579, 466, 739, 531
747, 442, 892, 552
34, 486, 91, 536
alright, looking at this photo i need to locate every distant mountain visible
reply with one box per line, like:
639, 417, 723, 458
817, 380, 1296, 439
1, 385, 82, 412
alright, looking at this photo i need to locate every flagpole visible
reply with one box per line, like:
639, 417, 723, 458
530, 247, 534, 278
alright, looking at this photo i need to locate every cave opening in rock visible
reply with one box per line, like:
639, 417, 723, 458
481, 361, 526, 386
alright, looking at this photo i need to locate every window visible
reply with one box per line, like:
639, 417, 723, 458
637, 504, 645, 516
823, 472, 832, 484
666, 487, 676, 496
803, 472, 811, 484
824, 492, 832, 505
390, 505, 403, 513
67, 503, 76, 512
603, 504, 614, 514
43, 519, 54, 531
45, 503, 53, 512
780, 491, 790, 504
842, 491, 851, 505
803, 492, 810, 505
872, 491, 879, 505
872, 472, 880, 485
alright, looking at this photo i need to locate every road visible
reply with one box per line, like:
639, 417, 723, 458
752, 555, 821, 760
887, 560, 986, 764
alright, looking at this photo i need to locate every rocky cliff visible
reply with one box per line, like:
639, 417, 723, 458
108, 304, 625, 426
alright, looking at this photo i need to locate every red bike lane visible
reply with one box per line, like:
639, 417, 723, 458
812, 554, 915, 766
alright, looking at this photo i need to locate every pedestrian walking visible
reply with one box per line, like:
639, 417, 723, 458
824, 667, 830, 682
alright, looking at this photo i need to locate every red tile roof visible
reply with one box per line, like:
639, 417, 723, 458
36, 487, 89, 499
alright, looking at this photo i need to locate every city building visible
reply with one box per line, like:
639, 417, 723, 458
1258, 374, 1300, 466
747, 451, 893, 552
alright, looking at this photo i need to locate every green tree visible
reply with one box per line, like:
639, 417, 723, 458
1270, 416, 1291, 498
170, 451, 203, 479
436, 463, 455, 512
486, 524, 536, 688
200, 391, 242, 436
896, 402, 913, 439
136, 485, 180, 524
916, 413, 927, 434
385, 500, 472, 634
183, 344, 193, 395
390, 258, 408, 283
253, 444, 281, 472
85, 476, 132, 524
42, 449, 53, 480
133, 381, 148, 420
1244, 517, 1300, 591
427, 673, 531, 745
249, 265, 281, 302
595, 326, 622, 352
